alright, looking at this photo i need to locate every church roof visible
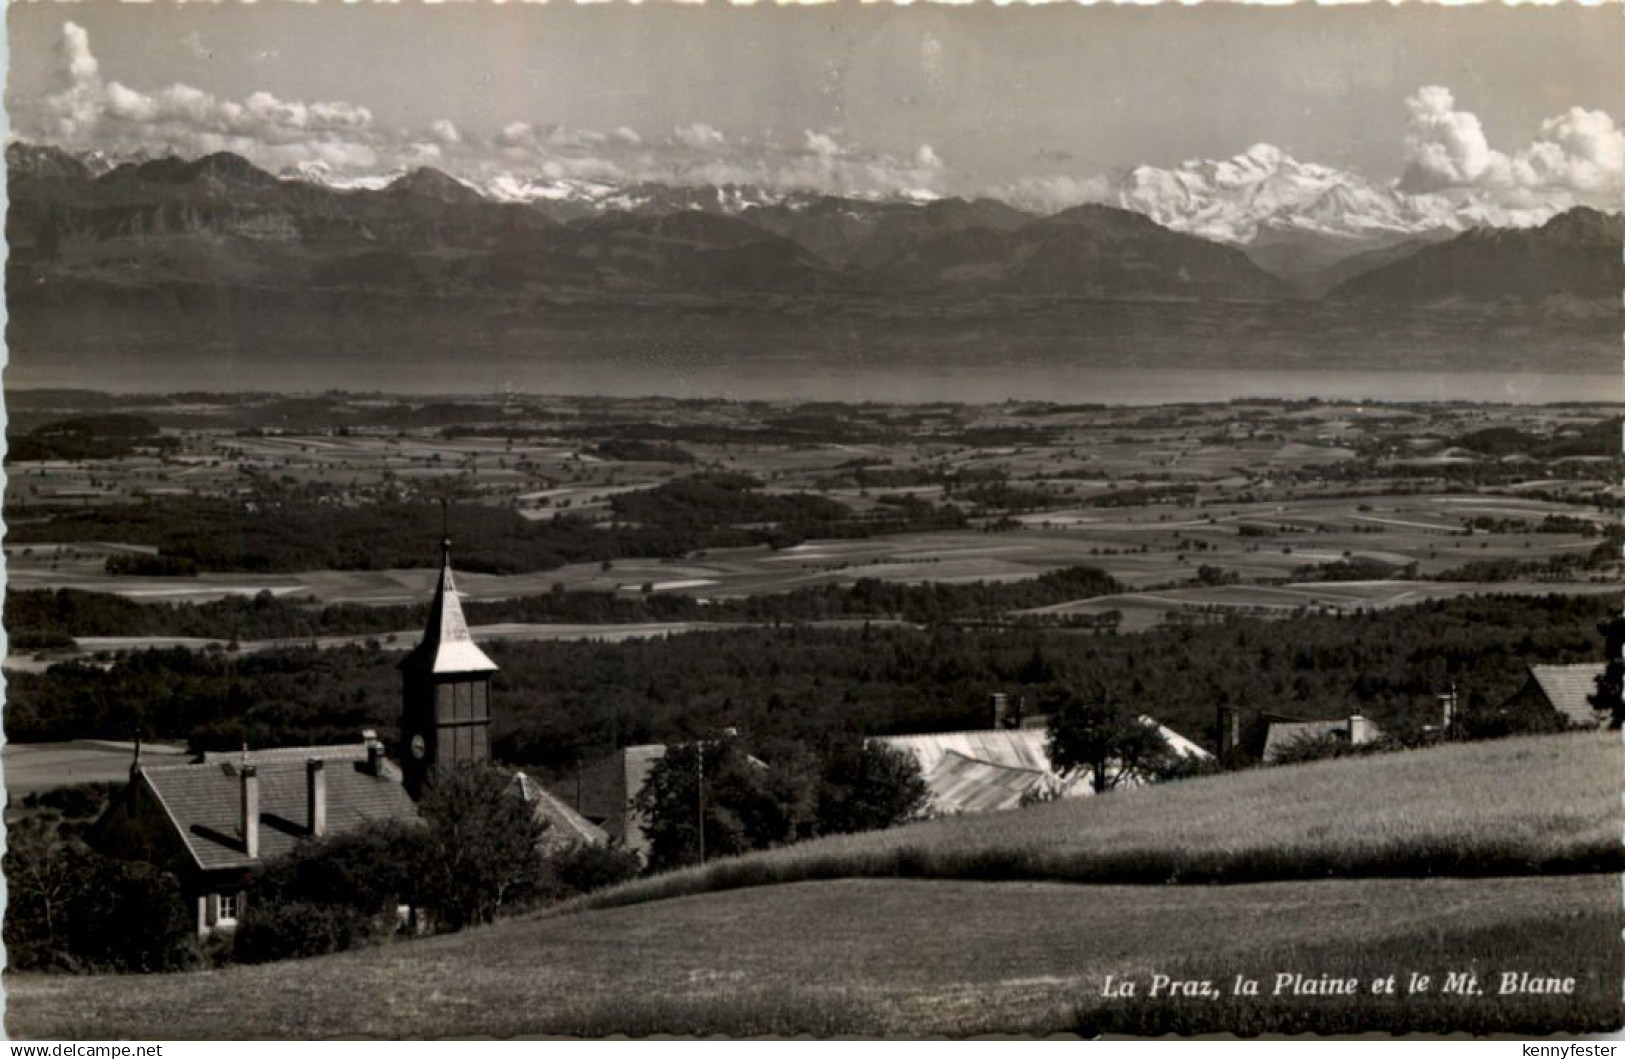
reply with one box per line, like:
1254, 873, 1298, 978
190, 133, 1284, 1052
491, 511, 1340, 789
398, 539, 498, 676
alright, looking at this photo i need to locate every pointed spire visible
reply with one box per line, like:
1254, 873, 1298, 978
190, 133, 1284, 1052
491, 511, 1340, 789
399, 534, 498, 675
130, 726, 143, 779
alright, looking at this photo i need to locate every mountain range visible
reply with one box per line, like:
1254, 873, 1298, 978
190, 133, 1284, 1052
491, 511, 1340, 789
5, 140, 1618, 392
10, 139, 1618, 304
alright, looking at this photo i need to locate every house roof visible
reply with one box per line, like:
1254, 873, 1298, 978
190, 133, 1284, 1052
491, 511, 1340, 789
200, 743, 368, 766
1526, 663, 1608, 726
512, 771, 608, 850
138, 757, 418, 872
919, 750, 1069, 815
877, 730, 1055, 777
881, 718, 1211, 811
878, 718, 1210, 781
1260, 717, 1383, 763
398, 540, 498, 676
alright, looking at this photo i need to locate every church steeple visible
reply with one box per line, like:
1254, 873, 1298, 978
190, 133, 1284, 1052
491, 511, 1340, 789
399, 537, 498, 677
399, 535, 497, 799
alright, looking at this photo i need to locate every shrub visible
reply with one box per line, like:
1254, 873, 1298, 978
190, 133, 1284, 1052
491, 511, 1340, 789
551, 841, 642, 895
4, 819, 197, 974
234, 900, 378, 965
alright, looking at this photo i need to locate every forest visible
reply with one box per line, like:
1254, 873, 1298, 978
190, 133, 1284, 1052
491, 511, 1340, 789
6, 593, 1607, 780
6, 483, 968, 575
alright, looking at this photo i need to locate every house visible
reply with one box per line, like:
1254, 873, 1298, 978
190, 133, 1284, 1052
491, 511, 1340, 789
511, 771, 607, 853
92, 736, 418, 936
1259, 713, 1382, 763
879, 716, 1210, 815
1503, 663, 1609, 729
574, 704, 1212, 851
91, 537, 599, 935
573, 744, 668, 861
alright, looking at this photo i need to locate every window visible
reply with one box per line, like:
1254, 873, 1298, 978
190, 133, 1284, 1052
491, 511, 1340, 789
218, 892, 238, 923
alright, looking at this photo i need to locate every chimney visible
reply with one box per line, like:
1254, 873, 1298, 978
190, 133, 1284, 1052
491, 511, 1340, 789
364, 731, 383, 776
1217, 705, 1241, 764
240, 765, 260, 859
306, 758, 327, 838
990, 692, 1008, 730
1013, 695, 1026, 729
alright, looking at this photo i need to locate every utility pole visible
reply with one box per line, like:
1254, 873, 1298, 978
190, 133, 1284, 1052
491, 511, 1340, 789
696, 738, 706, 867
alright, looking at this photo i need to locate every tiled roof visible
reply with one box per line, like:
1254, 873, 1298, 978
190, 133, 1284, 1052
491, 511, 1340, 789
512, 771, 608, 850
200, 744, 368, 766
398, 541, 498, 676
1526, 663, 1609, 727
140, 758, 418, 872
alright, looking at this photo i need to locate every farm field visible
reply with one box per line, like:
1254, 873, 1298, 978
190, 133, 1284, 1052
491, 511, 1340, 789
5, 489, 1614, 604
1, 739, 189, 797
2, 618, 902, 673
1030, 579, 1623, 632
7, 396, 1619, 655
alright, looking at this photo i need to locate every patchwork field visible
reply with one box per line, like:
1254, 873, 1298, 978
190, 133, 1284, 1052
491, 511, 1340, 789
6, 490, 1613, 604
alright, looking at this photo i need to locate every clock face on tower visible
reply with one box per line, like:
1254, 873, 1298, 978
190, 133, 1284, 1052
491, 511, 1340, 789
410, 734, 427, 760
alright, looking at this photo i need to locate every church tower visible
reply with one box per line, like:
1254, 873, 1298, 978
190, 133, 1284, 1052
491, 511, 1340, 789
399, 537, 498, 800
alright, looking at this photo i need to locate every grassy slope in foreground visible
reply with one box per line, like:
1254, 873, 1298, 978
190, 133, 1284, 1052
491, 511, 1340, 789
579, 730, 1623, 911
9, 875, 1618, 1038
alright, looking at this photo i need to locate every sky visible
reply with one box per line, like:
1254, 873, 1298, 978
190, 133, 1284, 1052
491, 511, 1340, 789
6, 2, 1622, 211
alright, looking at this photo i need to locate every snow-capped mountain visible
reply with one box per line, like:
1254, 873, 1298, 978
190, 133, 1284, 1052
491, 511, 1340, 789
1097, 142, 1590, 247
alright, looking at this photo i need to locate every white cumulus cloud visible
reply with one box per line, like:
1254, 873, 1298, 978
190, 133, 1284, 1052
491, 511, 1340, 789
672, 122, 727, 151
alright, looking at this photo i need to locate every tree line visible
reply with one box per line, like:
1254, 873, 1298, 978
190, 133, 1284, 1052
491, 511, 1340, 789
8, 566, 1123, 645
7, 593, 1608, 776
8, 483, 966, 575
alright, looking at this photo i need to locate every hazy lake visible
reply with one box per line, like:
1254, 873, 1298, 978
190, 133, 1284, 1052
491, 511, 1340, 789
497, 363, 1622, 407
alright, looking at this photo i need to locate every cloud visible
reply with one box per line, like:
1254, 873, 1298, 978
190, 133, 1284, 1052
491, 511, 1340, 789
1400, 85, 1623, 203
496, 121, 536, 150
59, 21, 98, 84
1000, 174, 1112, 214
802, 129, 844, 158
672, 121, 727, 151
32, 21, 392, 174
428, 118, 462, 147
1511, 107, 1625, 194
1399, 86, 1509, 191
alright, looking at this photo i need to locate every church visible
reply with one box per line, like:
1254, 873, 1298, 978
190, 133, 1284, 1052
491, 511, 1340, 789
90, 537, 602, 937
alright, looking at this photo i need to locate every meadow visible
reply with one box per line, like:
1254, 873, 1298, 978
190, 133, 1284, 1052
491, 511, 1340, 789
8, 859, 1615, 1036
568, 731, 1622, 911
